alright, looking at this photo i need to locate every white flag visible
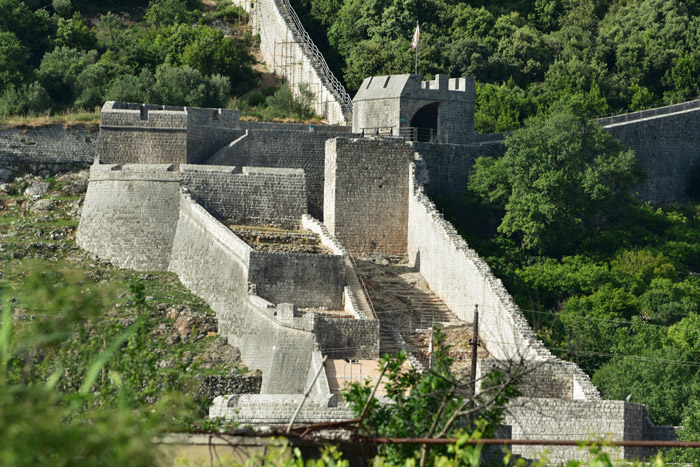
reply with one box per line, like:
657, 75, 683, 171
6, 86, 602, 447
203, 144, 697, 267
412, 23, 420, 49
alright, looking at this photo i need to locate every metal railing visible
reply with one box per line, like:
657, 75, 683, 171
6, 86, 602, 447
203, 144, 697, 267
278, 0, 353, 114
597, 98, 700, 126
360, 126, 437, 143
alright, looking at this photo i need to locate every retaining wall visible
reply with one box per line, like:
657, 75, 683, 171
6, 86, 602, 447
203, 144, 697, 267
207, 128, 350, 219
181, 164, 307, 228
248, 251, 345, 309
210, 394, 353, 424
0, 124, 97, 168
324, 138, 412, 254
76, 163, 180, 270
231, 0, 351, 124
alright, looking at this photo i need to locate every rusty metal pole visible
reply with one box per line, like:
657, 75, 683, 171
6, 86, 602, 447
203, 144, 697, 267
468, 305, 479, 426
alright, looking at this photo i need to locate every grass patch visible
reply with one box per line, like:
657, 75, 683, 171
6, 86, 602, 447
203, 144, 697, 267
0, 111, 101, 128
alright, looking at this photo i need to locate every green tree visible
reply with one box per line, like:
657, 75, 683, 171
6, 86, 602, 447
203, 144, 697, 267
152, 64, 230, 107
145, 0, 199, 27
38, 46, 98, 109
470, 108, 644, 256
54, 12, 97, 50
0, 31, 30, 90
344, 328, 520, 466
0, 81, 52, 116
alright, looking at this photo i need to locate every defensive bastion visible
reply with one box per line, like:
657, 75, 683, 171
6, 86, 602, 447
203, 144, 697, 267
71, 86, 688, 463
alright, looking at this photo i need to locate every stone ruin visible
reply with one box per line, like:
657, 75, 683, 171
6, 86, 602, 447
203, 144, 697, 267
75, 75, 689, 462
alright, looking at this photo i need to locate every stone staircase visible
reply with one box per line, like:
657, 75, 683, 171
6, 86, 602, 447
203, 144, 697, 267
354, 255, 466, 365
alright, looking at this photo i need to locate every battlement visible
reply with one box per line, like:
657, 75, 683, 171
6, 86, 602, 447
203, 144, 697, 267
420, 75, 471, 93
353, 74, 475, 144
98, 102, 244, 167
101, 101, 240, 128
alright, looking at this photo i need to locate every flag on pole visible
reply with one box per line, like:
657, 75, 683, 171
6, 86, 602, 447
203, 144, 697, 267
412, 22, 420, 50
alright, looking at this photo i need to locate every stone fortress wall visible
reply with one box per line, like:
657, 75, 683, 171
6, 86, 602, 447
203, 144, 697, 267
77, 124, 380, 402
207, 126, 351, 220
98, 102, 243, 167
231, 0, 352, 124
0, 124, 97, 172
24, 83, 699, 462
600, 103, 700, 203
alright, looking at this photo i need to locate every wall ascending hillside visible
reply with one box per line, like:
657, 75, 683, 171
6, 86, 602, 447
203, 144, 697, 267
230, 0, 352, 124
77, 163, 180, 270
603, 107, 700, 203
169, 194, 252, 333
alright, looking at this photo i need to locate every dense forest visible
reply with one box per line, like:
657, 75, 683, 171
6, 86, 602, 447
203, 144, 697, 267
294, 0, 700, 130
0, 0, 260, 115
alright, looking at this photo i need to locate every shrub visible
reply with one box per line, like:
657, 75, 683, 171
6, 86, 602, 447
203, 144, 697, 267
0, 82, 52, 116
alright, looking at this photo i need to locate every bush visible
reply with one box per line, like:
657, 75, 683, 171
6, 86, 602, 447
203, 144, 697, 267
38, 46, 98, 109
266, 83, 316, 120
0, 82, 52, 116
152, 64, 230, 107
105, 70, 155, 104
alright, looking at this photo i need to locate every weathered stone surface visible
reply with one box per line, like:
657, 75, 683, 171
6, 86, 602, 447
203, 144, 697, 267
29, 198, 55, 213
324, 137, 412, 254
24, 179, 49, 197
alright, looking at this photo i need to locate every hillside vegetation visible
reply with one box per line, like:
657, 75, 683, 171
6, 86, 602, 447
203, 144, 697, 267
0, 0, 258, 115
295, 0, 700, 131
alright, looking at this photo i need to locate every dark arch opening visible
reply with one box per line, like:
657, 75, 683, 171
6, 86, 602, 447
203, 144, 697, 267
410, 102, 439, 142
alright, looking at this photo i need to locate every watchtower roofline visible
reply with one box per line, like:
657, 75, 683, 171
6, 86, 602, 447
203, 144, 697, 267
352, 74, 475, 144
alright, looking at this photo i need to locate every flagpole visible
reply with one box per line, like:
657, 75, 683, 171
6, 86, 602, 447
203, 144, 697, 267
412, 20, 419, 75
415, 42, 418, 75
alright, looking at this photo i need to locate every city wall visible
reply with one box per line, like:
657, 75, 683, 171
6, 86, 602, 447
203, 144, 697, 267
98, 102, 242, 167
0, 123, 97, 170
181, 164, 307, 228
206, 128, 350, 219
231, 0, 352, 124
406, 156, 602, 400
77, 163, 181, 270
602, 106, 700, 203
324, 138, 412, 254
504, 398, 675, 463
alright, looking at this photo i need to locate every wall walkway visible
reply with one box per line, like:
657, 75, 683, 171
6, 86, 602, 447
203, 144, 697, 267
231, 0, 352, 124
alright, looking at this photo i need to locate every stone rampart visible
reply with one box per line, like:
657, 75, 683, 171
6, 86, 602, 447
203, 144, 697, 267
0, 123, 97, 168
181, 164, 307, 228
206, 128, 350, 219
412, 141, 505, 200
504, 398, 674, 463
98, 102, 242, 167
406, 158, 601, 399
210, 394, 353, 424
602, 107, 700, 203
231, 0, 352, 124
169, 193, 252, 333
324, 138, 412, 254
301, 214, 376, 321
240, 121, 352, 133
76, 162, 181, 270
248, 251, 345, 309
